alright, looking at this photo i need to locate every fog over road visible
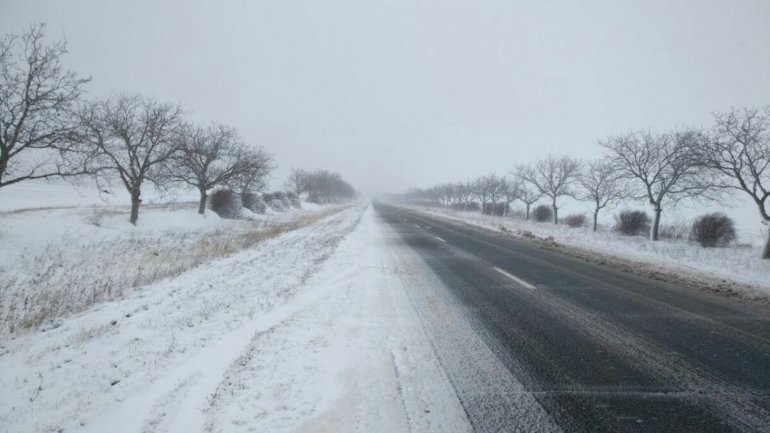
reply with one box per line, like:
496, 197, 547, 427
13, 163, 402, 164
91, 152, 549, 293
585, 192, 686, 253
375, 202, 770, 433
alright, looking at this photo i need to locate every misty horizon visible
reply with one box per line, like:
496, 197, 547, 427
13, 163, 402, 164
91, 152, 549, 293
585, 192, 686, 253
3, 0, 768, 195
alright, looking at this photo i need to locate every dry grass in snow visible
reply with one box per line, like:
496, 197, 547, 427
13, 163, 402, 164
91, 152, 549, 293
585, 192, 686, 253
0, 203, 347, 336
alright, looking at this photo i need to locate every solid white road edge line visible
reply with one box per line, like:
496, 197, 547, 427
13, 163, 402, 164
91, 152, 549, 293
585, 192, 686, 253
492, 266, 536, 290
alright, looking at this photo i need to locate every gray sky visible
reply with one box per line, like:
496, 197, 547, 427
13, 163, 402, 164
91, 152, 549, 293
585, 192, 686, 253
2, 0, 769, 196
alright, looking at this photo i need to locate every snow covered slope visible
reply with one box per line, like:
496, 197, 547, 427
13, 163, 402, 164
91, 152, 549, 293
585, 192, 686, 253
0, 204, 473, 433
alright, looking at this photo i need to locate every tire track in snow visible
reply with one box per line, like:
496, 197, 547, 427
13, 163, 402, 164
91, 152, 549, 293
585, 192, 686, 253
51, 207, 363, 433
201, 205, 471, 433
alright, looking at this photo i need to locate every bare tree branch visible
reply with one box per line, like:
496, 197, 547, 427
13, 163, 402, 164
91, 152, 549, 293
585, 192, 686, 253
700, 106, 770, 258
285, 168, 309, 198
0, 23, 92, 189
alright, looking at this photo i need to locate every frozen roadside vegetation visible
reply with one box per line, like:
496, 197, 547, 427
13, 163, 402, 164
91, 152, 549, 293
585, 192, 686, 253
0, 188, 338, 336
0, 204, 471, 433
408, 206, 770, 300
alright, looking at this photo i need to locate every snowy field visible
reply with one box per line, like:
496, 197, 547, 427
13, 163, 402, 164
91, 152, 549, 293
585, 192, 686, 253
0, 182, 472, 433
0, 182, 333, 336
407, 206, 770, 299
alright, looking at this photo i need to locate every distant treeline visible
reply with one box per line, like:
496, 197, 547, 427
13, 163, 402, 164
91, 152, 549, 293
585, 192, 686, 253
397, 108, 770, 259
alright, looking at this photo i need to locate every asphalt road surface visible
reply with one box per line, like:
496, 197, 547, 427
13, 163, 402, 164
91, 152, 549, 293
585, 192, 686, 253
375, 202, 770, 433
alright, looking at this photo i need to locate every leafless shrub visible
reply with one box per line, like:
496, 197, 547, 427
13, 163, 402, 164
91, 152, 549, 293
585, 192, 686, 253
209, 189, 242, 219
286, 192, 302, 208
263, 192, 287, 212
564, 214, 586, 228
532, 205, 553, 222
241, 192, 266, 214
614, 210, 651, 236
690, 213, 736, 247
275, 192, 291, 209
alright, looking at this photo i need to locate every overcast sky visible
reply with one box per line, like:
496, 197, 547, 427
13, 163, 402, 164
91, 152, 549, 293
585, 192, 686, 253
2, 0, 769, 197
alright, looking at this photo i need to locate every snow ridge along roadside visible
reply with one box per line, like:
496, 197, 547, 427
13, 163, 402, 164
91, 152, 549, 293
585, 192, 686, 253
0, 205, 362, 433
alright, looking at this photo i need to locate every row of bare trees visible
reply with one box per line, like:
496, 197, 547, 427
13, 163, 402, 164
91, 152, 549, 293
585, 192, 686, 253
0, 24, 275, 224
401, 107, 770, 259
285, 168, 356, 204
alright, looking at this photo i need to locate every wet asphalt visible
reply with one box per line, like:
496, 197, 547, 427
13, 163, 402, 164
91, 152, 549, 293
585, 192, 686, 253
376, 203, 770, 433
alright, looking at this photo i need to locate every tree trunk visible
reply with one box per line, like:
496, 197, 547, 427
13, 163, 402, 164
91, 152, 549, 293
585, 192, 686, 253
763, 228, 770, 259
651, 207, 662, 241
525, 203, 530, 220
129, 189, 142, 225
0, 151, 8, 186
593, 207, 599, 232
198, 188, 208, 215
552, 198, 558, 224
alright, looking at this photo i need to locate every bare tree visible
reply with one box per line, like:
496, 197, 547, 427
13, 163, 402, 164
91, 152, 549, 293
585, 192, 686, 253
702, 107, 770, 258
230, 147, 274, 195
601, 130, 709, 240
501, 176, 521, 217
455, 181, 474, 211
577, 158, 628, 232
516, 156, 581, 224
285, 168, 309, 198
472, 176, 500, 214
471, 176, 490, 214
486, 175, 507, 216
163, 123, 264, 215
78, 94, 183, 225
0, 24, 92, 189
435, 183, 455, 207
306, 170, 355, 203
513, 179, 541, 220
